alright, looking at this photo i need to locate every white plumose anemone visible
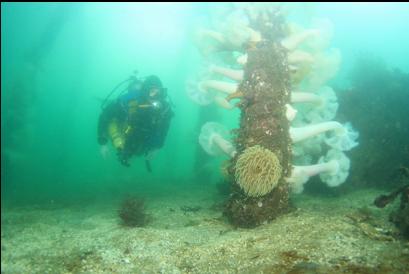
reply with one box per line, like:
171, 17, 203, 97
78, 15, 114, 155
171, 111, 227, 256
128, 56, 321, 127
199, 122, 237, 158
287, 149, 350, 193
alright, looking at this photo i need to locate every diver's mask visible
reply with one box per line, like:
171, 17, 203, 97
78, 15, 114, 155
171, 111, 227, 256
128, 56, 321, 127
149, 87, 167, 99
147, 86, 166, 110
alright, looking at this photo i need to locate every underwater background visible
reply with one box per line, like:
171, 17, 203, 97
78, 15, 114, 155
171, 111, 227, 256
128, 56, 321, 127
2, 3, 409, 273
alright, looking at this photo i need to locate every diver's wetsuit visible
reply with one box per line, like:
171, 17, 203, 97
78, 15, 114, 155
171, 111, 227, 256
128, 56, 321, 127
97, 91, 173, 166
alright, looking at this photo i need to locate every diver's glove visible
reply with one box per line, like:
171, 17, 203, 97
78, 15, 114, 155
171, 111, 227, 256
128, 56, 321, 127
100, 145, 110, 160
117, 149, 130, 167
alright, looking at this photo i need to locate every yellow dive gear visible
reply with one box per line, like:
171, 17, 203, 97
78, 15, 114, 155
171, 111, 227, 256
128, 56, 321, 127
124, 125, 133, 135
108, 119, 125, 150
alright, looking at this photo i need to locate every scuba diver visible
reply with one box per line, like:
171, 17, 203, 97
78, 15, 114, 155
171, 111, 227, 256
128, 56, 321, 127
97, 73, 174, 169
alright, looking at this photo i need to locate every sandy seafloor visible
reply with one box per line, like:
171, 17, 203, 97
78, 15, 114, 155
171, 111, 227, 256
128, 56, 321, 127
1, 185, 409, 274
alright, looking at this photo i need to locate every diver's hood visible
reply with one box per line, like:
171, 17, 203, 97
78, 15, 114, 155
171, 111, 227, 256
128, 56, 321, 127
142, 75, 163, 92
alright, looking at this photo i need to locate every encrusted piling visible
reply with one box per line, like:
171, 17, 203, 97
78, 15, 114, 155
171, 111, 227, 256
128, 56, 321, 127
224, 13, 293, 227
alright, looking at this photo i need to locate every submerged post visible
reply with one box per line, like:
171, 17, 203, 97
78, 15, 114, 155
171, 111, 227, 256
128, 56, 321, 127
223, 12, 293, 227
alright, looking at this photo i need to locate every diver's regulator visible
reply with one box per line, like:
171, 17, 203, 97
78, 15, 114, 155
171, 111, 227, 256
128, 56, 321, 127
138, 100, 162, 110
151, 100, 162, 109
